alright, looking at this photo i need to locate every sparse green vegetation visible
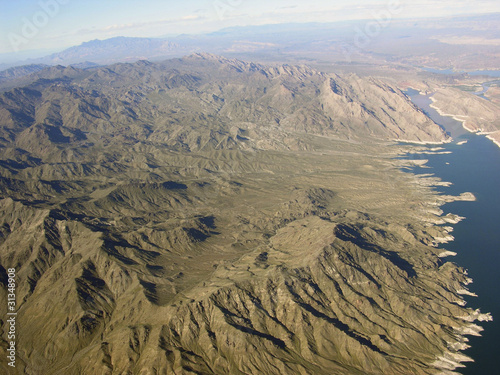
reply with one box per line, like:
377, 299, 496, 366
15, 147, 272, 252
0, 55, 486, 375
454, 85, 482, 92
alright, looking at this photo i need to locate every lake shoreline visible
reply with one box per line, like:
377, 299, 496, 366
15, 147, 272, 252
403, 89, 499, 375
428, 96, 500, 150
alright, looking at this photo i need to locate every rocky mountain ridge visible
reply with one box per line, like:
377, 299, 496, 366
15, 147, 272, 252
0, 54, 447, 151
0, 55, 483, 375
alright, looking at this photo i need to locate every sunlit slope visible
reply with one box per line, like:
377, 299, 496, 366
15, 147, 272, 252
0, 56, 481, 375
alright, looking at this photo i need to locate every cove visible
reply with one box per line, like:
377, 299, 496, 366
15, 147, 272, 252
404, 89, 500, 374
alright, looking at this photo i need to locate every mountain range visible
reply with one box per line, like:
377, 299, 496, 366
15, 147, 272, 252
0, 54, 487, 374
2, 13, 499, 71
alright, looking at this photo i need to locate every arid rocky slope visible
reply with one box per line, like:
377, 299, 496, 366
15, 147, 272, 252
0, 55, 484, 374
395, 76, 500, 147
429, 87, 500, 146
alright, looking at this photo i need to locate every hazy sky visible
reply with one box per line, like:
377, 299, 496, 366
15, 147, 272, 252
1, 0, 499, 57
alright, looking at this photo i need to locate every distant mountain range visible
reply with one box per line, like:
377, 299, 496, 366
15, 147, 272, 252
0, 64, 49, 80
1, 13, 499, 72
44, 36, 180, 65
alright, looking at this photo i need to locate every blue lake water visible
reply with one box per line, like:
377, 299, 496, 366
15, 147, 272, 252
405, 89, 500, 375
422, 67, 500, 78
